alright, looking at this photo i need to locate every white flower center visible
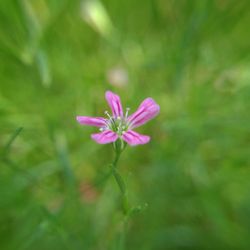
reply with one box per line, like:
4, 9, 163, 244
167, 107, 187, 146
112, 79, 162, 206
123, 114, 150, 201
100, 108, 130, 135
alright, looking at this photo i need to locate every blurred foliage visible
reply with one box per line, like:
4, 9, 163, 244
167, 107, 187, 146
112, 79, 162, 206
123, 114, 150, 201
1, 0, 250, 249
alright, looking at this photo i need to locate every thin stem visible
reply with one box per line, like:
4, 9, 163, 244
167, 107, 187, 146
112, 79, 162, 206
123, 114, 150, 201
110, 141, 130, 249
113, 150, 121, 168
111, 150, 124, 194
111, 148, 129, 215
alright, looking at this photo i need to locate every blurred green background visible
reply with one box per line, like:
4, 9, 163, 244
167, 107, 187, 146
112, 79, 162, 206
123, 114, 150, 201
1, 0, 250, 249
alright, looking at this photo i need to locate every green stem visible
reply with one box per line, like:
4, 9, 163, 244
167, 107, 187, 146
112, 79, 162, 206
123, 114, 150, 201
113, 150, 121, 168
111, 148, 129, 215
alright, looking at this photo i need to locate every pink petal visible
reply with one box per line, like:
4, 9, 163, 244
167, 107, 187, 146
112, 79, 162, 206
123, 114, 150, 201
128, 98, 160, 129
105, 90, 123, 118
76, 116, 107, 127
91, 130, 118, 144
122, 130, 150, 146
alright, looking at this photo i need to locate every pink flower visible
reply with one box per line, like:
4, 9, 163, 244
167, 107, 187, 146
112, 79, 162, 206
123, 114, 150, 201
76, 91, 160, 146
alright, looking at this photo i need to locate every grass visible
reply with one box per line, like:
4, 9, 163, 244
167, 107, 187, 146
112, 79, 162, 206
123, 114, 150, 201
1, 0, 250, 249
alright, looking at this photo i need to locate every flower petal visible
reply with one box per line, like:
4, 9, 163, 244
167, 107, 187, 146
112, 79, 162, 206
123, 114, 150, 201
76, 116, 107, 127
91, 130, 118, 144
122, 130, 150, 146
105, 90, 123, 118
128, 98, 160, 129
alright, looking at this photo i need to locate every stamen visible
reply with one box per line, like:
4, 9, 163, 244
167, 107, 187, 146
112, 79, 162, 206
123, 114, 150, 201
104, 110, 112, 119
104, 110, 116, 129
99, 127, 104, 132
117, 120, 122, 134
125, 107, 130, 120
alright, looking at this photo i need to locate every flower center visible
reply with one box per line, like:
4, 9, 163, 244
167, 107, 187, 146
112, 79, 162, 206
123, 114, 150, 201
100, 108, 130, 136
